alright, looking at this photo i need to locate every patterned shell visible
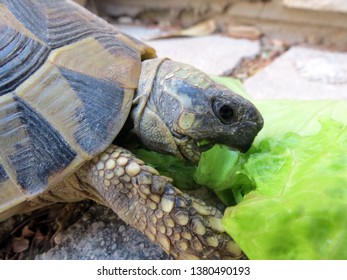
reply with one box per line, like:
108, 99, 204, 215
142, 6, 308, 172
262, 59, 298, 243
0, 0, 156, 219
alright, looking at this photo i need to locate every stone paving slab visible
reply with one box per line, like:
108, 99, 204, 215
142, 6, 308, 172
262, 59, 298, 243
115, 24, 260, 75
244, 46, 347, 100
283, 0, 347, 13
147, 35, 260, 75
114, 24, 163, 40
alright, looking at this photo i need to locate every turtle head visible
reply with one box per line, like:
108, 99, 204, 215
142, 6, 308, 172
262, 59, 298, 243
132, 58, 263, 162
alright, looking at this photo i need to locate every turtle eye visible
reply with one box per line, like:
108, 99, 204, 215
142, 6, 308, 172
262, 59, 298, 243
220, 105, 233, 120
212, 100, 235, 124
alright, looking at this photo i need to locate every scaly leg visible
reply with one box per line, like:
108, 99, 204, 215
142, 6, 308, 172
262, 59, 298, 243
77, 144, 243, 260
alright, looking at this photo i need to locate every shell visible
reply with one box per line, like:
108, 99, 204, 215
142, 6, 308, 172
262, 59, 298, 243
0, 0, 156, 220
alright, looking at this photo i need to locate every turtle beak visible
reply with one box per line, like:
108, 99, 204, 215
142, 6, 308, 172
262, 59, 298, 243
237, 106, 264, 152
232, 121, 263, 152
198, 121, 262, 154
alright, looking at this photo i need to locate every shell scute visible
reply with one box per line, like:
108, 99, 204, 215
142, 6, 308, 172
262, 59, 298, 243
0, 25, 50, 95
58, 66, 128, 155
0, 0, 156, 213
0, 94, 77, 193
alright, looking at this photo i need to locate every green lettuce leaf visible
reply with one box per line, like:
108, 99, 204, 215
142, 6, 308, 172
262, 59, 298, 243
194, 144, 255, 205
133, 149, 197, 190
254, 99, 347, 143
222, 119, 347, 259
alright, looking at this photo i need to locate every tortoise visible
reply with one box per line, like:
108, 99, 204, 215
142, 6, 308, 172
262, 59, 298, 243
0, 0, 263, 259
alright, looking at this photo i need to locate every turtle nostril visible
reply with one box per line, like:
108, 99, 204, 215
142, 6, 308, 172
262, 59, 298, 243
246, 106, 264, 129
247, 106, 260, 120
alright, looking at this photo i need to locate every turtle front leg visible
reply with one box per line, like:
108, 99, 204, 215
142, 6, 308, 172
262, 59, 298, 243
77, 144, 243, 260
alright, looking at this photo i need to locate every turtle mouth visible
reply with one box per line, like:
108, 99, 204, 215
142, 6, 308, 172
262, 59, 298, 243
172, 131, 216, 162
171, 131, 202, 162
196, 139, 215, 152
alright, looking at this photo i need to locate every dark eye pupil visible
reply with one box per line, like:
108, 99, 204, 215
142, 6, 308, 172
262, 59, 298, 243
219, 105, 233, 120
212, 100, 235, 124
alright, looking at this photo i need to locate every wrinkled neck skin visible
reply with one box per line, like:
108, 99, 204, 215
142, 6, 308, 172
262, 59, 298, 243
131, 58, 188, 160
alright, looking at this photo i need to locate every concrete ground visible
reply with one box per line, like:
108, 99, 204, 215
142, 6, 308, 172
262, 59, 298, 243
36, 24, 347, 260
114, 24, 347, 100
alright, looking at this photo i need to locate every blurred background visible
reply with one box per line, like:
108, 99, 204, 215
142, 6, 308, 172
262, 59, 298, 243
74, 0, 347, 99
76, 0, 347, 50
